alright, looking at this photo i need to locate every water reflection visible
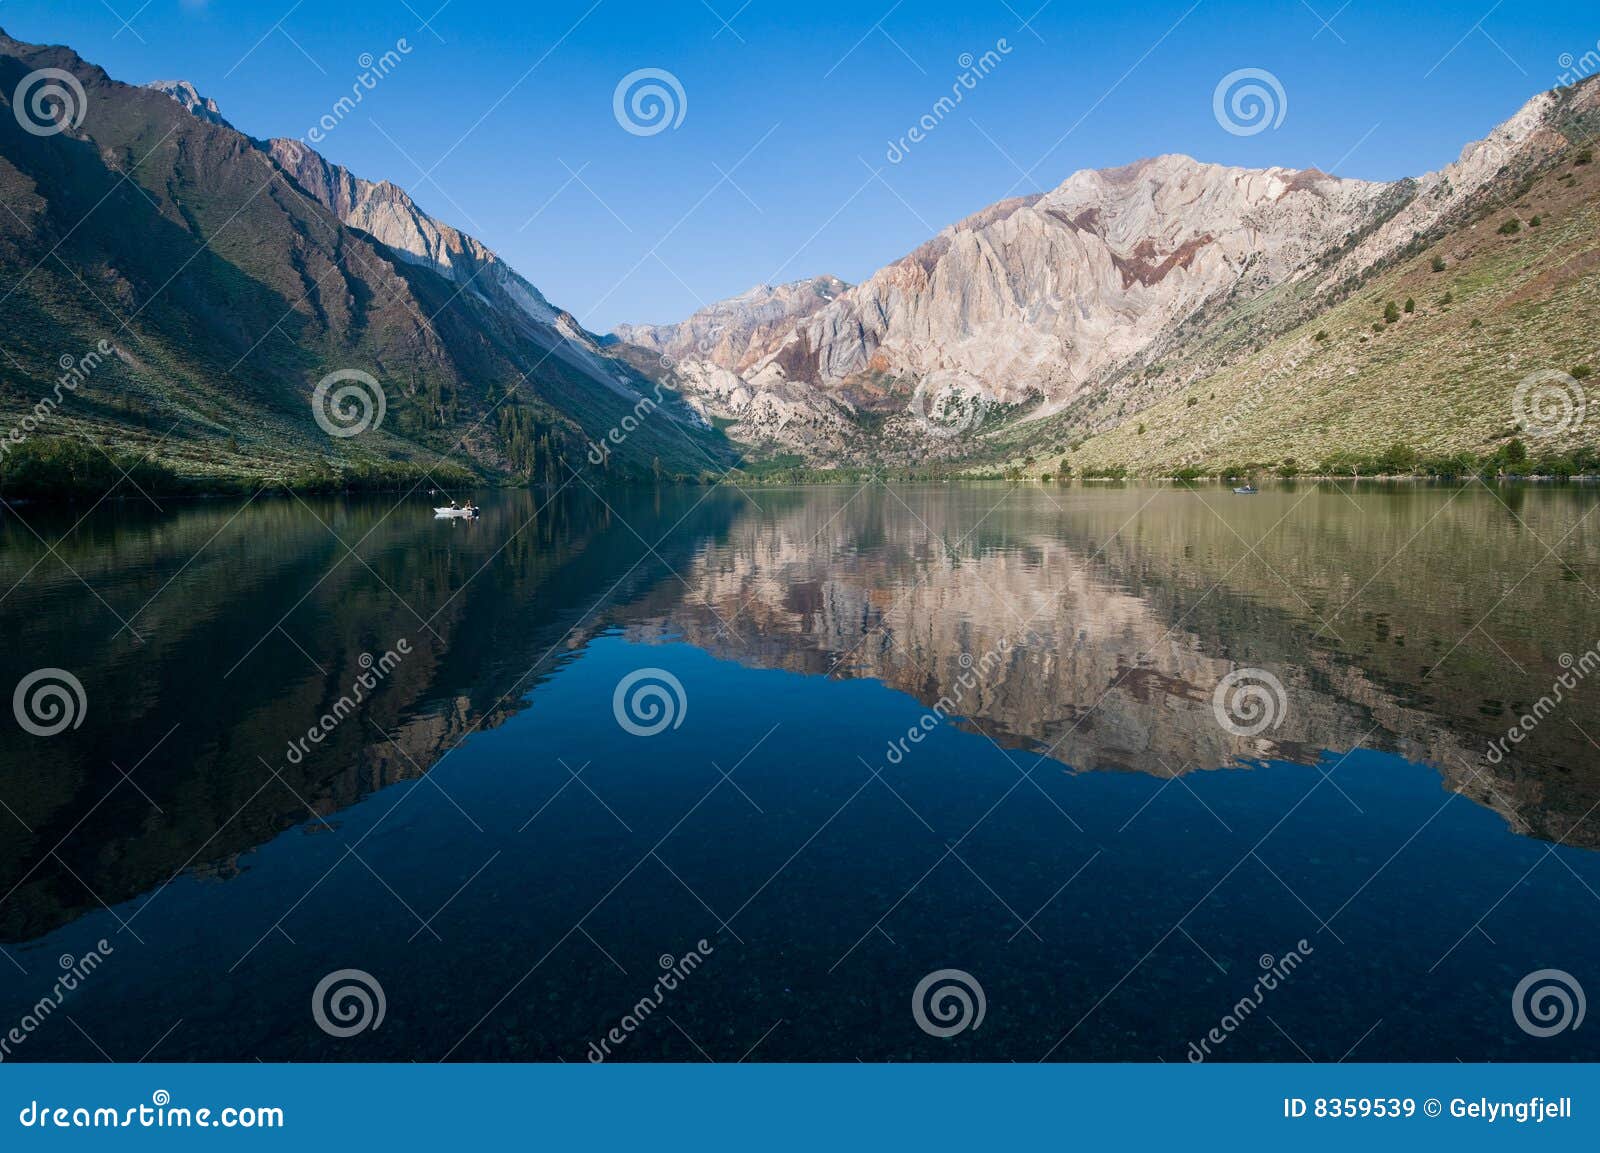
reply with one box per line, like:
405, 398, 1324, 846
1, 482, 1597, 1060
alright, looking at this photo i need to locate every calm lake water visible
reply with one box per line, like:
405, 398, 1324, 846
1, 481, 1598, 1061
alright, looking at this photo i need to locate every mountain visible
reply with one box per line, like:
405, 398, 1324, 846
613, 76, 1600, 474
0, 29, 723, 494
147, 79, 231, 128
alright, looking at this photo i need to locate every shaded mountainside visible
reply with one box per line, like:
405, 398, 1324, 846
0, 30, 727, 493
613, 76, 1600, 474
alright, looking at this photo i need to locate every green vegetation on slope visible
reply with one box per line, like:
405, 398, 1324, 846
1004, 140, 1600, 478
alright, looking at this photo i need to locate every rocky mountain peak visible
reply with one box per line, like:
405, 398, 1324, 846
145, 79, 231, 128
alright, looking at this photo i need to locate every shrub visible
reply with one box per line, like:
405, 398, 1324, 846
1529, 215, 1542, 227
1572, 365, 1593, 380
1404, 297, 1415, 314
1440, 291, 1453, 305
1384, 301, 1401, 323
1497, 218, 1521, 235
1313, 330, 1329, 342
1576, 147, 1593, 165
1375, 443, 1419, 474
1186, 395, 1199, 406
1430, 255, 1447, 272
0, 437, 182, 500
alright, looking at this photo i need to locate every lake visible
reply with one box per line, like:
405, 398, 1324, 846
1, 480, 1598, 1061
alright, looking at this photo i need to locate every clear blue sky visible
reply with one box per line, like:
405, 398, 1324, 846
4, 1, 1595, 331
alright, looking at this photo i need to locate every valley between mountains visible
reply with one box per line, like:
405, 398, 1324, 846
1, 27, 1598, 495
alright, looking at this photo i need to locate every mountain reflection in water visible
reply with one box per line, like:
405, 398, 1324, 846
1, 482, 1597, 1061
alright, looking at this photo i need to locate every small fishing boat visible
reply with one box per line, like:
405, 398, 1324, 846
433, 503, 480, 519
1232, 484, 1258, 495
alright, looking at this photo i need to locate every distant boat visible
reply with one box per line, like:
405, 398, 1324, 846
434, 504, 479, 519
1232, 484, 1258, 494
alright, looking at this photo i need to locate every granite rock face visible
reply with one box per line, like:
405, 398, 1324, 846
614, 84, 1573, 455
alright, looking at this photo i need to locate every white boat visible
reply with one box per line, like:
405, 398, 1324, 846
433, 504, 479, 519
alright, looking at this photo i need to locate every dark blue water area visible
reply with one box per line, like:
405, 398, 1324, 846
5, 634, 1597, 1063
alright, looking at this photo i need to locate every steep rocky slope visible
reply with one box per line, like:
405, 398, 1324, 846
0, 30, 722, 491
616, 76, 1600, 471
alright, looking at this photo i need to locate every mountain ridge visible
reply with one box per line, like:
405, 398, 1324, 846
613, 77, 1600, 472
0, 29, 725, 494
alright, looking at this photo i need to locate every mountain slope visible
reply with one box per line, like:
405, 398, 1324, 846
0, 30, 725, 492
615, 75, 1600, 473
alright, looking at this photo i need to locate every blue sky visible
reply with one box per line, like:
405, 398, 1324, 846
5, 1, 1595, 331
